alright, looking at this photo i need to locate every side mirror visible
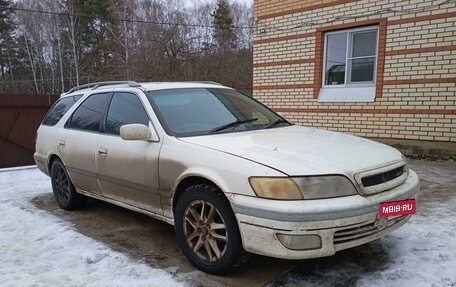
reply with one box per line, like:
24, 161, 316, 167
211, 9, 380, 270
120, 124, 157, 141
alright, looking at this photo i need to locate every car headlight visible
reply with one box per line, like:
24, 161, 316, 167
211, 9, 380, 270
292, 176, 358, 199
249, 177, 303, 200
249, 176, 357, 200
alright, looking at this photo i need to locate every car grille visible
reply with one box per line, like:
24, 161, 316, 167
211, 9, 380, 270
361, 166, 404, 187
333, 215, 407, 245
355, 162, 408, 195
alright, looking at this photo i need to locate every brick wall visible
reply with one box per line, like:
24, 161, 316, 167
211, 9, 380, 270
253, 0, 456, 142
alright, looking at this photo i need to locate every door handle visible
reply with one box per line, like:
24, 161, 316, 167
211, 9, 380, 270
97, 148, 108, 156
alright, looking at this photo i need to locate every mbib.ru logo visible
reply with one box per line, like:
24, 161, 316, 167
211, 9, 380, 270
379, 199, 416, 218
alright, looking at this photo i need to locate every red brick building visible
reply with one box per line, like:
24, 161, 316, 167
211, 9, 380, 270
253, 0, 456, 142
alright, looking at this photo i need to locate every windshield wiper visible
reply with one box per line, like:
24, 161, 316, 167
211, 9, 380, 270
263, 118, 289, 129
210, 118, 258, 134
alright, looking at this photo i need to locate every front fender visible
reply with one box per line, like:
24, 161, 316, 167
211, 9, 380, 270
158, 137, 284, 219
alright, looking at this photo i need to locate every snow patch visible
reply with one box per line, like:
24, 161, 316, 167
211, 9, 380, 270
357, 195, 456, 286
0, 168, 184, 287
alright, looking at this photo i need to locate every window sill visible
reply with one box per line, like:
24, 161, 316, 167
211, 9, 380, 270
317, 86, 376, 103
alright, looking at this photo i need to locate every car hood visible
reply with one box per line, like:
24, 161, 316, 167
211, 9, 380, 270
178, 125, 403, 176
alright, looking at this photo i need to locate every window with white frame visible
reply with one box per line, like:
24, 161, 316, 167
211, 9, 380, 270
323, 26, 378, 87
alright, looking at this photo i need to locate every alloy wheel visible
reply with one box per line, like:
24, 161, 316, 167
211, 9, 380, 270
54, 165, 70, 204
183, 200, 228, 262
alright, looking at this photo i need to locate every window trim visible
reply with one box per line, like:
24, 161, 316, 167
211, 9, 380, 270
313, 18, 387, 100
103, 91, 152, 137
41, 94, 83, 126
322, 25, 379, 88
65, 92, 113, 133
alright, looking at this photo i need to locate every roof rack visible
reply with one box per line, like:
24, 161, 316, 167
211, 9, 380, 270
66, 81, 142, 94
193, 81, 223, 86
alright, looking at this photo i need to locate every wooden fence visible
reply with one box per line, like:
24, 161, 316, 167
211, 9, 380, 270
0, 94, 59, 168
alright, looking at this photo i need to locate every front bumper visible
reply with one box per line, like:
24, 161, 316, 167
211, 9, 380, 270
229, 170, 420, 259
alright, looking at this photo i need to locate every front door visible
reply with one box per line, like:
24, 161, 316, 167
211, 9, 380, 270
96, 92, 162, 214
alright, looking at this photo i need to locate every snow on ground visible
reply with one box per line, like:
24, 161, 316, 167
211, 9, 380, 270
356, 197, 456, 286
0, 167, 184, 287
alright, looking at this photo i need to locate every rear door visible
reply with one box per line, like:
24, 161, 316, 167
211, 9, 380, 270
96, 92, 162, 213
59, 92, 111, 195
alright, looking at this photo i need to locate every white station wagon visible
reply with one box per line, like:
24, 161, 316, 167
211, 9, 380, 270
34, 81, 420, 274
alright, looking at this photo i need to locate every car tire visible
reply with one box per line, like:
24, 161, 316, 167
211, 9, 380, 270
50, 159, 87, 210
174, 184, 248, 275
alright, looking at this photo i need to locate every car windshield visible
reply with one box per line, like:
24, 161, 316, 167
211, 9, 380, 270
146, 88, 290, 137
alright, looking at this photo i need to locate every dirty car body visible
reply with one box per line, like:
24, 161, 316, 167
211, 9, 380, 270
34, 81, 420, 274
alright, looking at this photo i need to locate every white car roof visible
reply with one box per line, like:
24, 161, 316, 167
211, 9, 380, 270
140, 82, 229, 91
60, 81, 231, 98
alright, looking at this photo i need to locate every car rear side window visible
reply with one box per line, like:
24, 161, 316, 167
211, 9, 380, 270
105, 92, 150, 135
42, 95, 82, 126
67, 93, 111, 132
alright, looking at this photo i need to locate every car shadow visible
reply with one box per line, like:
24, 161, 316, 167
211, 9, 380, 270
270, 241, 390, 287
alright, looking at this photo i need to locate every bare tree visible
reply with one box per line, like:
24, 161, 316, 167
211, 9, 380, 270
22, 33, 39, 93
64, 1, 80, 87
4, 0, 254, 94
106, 0, 137, 79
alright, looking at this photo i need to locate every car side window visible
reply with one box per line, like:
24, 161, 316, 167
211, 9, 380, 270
67, 92, 111, 132
105, 92, 150, 135
42, 95, 82, 126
